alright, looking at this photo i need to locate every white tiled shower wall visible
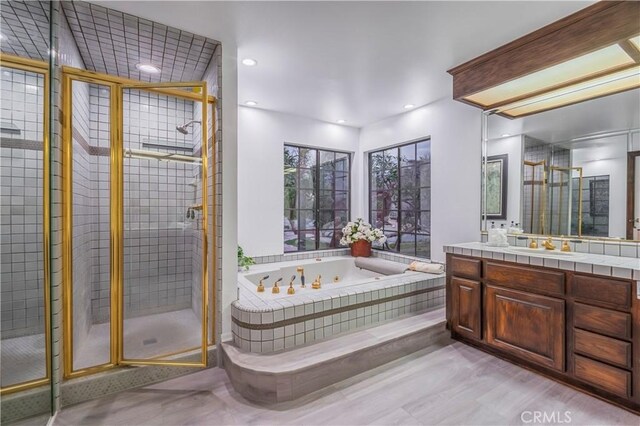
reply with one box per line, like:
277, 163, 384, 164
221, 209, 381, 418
0, 68, 46, 338
122, 89, 196, 318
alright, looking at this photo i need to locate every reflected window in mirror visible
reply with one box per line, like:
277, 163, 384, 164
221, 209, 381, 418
481, 88, 640, 242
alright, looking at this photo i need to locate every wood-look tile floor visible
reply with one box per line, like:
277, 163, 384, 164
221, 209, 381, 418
54, 342, 639, 426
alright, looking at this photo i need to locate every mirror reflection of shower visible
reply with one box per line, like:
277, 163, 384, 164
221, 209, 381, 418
176, 120, 201, 135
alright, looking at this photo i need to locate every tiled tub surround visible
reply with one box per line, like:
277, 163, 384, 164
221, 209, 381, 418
444, 242, 640, 280
232, 256, 445, 353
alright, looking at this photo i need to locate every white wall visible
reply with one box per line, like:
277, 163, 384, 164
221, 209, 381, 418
487, 135, 523, 228
359, 98, 482, 262
238, 107, 361, 257
572, 136, 628, 238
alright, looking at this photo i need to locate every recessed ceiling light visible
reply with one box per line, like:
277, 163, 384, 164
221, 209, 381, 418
245, 100, 258, 106
336, 119, 346, 124
136, 63, 160, 74
501, 133, 511, 137
242, 58, 258, 67
0, 33, 6, 41
403, 104, 415, 109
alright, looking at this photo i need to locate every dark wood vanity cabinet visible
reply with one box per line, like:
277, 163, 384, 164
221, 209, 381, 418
485, 285, 565, 371
446, 254, 640, 413
451, 277, 482, 340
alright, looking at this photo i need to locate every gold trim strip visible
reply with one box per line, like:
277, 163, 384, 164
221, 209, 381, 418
201, 82, 210, 364
61, 73, 74, 378
62, 66, 216, 104
0, 378, 50, 396
0, 53, 49, 70
210, 100, 217, 346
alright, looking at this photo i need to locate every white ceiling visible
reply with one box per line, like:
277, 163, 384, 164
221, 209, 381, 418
92, 1, 593, 128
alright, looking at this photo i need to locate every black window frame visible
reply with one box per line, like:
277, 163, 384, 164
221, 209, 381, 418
284, 144, 351, 253
368, 139, 431, 258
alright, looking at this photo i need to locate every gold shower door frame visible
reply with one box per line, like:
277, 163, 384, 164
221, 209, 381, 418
62, 67, 216, 378
549, 166, 584, 237
0, 54, 52, 395
523, 160, 547, 235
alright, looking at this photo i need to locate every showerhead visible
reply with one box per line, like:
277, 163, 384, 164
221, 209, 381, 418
176, 120, 201, 135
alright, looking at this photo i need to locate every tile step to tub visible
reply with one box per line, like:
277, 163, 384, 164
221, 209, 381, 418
221, 307, 448, 403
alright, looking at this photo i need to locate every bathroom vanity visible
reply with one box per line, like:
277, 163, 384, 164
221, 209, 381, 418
444, 242, 640, 413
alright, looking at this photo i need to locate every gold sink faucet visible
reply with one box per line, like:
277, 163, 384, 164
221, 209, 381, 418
542, 237, 556, 250
561, 240, 571, 252
529, 238, 538, 249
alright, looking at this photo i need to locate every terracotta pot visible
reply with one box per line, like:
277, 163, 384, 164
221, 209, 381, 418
350, 240, 372, 257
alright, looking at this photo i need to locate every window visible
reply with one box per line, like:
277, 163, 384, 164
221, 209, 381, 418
369, 139, 431, 258
284, 145, 350, 252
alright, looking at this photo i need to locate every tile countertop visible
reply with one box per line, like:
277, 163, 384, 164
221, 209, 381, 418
443, 242, 640, 280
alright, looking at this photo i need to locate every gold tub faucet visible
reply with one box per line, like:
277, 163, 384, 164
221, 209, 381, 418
297, 267, 306, 288
287, 275, 296, 295
312, 275, 322, 289
561, 240, 571, 252
272, 277, 283, 294
257, 275, 269, 293
529, 238, 538, 249
542, 237, 556, 250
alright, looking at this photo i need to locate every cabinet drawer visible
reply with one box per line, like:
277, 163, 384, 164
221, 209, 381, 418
571, 275, 631, 310
450, 256, 481, 280
574, 355, 631, 398
574, 303, 631, 340
485, 285, 565, 371
574, 329, 631, 369
485, 262, 565, 297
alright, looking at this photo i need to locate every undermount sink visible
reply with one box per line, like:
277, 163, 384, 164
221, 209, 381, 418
504, 246, 582, 258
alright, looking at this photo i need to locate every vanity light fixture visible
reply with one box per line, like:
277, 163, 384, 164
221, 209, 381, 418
448, 2, 640, 118
336, 119, 346, 124
135, 63, 161, 74
245, 100, 258, 106
403, 104, 415, 109
241, 58, 258, 66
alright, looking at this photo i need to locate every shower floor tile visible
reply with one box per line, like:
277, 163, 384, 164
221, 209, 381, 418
1, 333, 47, 387
74, 308, 202, 370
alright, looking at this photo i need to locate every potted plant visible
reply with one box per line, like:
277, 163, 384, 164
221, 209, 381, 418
237, 245, 255, 271
339, 218, 387, 257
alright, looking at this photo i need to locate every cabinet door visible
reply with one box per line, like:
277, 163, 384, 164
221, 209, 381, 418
485, 285, 565, 371
451, 277, 482, 340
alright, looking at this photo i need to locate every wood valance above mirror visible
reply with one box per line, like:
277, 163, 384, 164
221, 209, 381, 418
448, 1, 640, 118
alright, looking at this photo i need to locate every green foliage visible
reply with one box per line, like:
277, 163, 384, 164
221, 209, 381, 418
237, 245, 256, 271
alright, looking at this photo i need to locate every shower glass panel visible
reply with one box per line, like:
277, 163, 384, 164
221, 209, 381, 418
68, 80, 112, 372
121, 85, 208, 364
548, 167, 571, 236
522, 160, 546, 234
0, 64, 48, 389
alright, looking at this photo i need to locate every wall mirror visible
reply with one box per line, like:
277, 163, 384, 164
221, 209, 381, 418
481, 88, 640, 241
